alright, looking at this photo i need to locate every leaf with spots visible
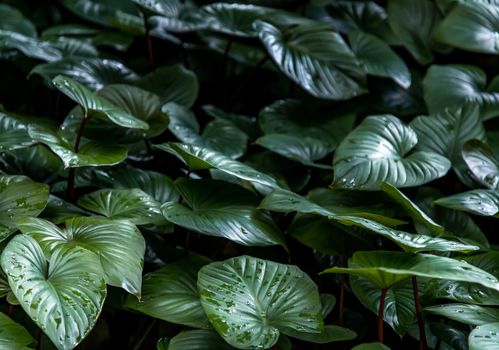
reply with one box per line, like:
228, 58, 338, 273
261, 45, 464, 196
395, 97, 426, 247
197, 255, 323, 349
0, 235, 106, 350
469, 322, 499, 350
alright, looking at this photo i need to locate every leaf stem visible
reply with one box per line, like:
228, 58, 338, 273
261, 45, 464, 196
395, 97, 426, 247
7, 304, 13, 317
67, 112, 89, 201
226, 54, 269, 111
339, 274, 345, 325
378, 288, 388, 344
412, 276, 428, 350
222, 37, 233, 79
132, 319, 156, 350
143, 14, 155, 71
35, 328, 42, 350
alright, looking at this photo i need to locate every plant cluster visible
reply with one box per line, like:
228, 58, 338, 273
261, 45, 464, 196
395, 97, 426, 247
1, 0, 499, 349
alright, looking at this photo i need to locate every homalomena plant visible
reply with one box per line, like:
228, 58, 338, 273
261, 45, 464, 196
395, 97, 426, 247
2, 0, 499, 349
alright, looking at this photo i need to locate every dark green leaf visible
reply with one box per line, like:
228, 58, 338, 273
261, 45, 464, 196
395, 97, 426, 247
0, 312, 34, 349
0, 4, 36, 37
162, 330, 236, 350
0, 30, 62, 62
463, 140, 499, 189
426, 304, 499, 325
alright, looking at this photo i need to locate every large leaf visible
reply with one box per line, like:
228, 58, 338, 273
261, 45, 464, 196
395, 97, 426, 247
411, 104, 485, 165
0, 175, 49, 242
348, 30, 411, 88
435, 190, 499, 216
423, 64, 499, 119
59, 0, 140, 27
126, 254, 210, 328
77, 188, 164, 225
136, 64, 198, 107
469, 322, 499, 350
434, 3, 499, 54
197, 255, 323, 349
281, 325, 356, 344
426, 304, 499, 325
463, 140, 499, 189
324, 250, 499, 290
332, 115, 451, 190
387, 0, 443, 64
52, 75, 149, 130
154, 143, 280, 192
31, 58, 139, 91
351, 275, 417, 336
0, 30, 62, 62
254, 20, 366, 100
16, 216, 145, 296
161, 178, 285, 247
0, 235, 106, 350
161, 330, 236, 350
0, 312, 34, 349
0, 4, 36, 37
28, 126, 127, 168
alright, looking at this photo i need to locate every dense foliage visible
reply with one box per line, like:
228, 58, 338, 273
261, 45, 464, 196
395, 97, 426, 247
1, 0, 499, 349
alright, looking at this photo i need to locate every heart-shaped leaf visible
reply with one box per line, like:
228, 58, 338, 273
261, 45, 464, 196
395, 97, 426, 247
51, 75, 149, 130
0, 234, 106, 350
435, 190, 499, 216
154, 143, 280, 193
31, 58, 139, 91
423, 64, 499, 119
198, 255, 323, 349
0, 175, 49, 242
469, 322, 499, 350
161, 178, 285, 247
332, 115, 451, 190
28, 126, 127, 168
463, 140, 499, 189
16, 216, 145, 296
426, 304, 499, 326
0, 311, 34, 349
254, 20, 366, 100
349, 30, 411, 88
324, 251, 499, 290
126, 254, 210, 328
434, 3, 499, 54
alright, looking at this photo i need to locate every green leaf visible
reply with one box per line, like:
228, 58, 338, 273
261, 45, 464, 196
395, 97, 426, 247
380, 182, 444, 235
77, 188, 164, 225
469, 322, 499, 350
435, 189, 499, 216
426, 304, 499, 325
423, 64, 499, 119
0, 235, 106, 350
332, 115, 451, 190
198, 255, 323, 349
51, 75, 149, 130
254, 20, 366, 100
0, 30, 62, 62
154, 143, 280, 193
349, 30, 411, 88
351, 276, 417, 336
411, 104, 485, 165
125, 254, 210, 328
162, 330, 236, 350
0, 175, 49, 242
132, 0, 182, 16
281, 325, 356, 343
0, 312, 34, 349
161, 179, 285, 247
0, 4, 36, 37
136, 64, 198, 107
434, 3, 499, 54
323, 250, 499, 290
41, 195, 90, 224
352, 343, 391, 350
31, 58, 139, 91
320, 294, 336, 319
16, 216, 145, 296
463, 140, 499, 189
48, 37, 99, 58
387, 0, 443, 64
28, 126, 127, 168
59, 0, 140, 27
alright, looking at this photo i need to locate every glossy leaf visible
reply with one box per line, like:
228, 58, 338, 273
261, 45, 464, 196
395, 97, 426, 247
324, 250, 499, 290
254, 20, 366, 100
349, 30, 411, 88
198, 255, 323, 349
17, 216, 144, 296
0, 235, 106, 350
161, 178, 285, 247
0, 30, 62, 62
0, 312, 34, 349
463, 140, 499, 189
126, 254, 210, 328
352, 343, 391, 350
59, 0, 139, 27
469, 322, 499, 350
435, 190, 499, 216
0, 4, 36, 37
162, 330, 236, 350
281, 325, 356, 343
426, 304, 499, 325
332, 115, 451, 190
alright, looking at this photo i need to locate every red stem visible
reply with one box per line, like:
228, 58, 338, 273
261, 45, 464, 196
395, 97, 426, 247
378, 288, 388, 343
143, 14, 155, 71
7, 304, 13, 317
412, 276, 428, 350
339, 274, 345, 325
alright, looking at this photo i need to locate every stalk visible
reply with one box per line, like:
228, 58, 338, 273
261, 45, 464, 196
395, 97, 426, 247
378, 288, 388, 343
143, 14, 155, 71
67, 112, 89, 201
412, 276, 428, 350
338, 274, 345, 325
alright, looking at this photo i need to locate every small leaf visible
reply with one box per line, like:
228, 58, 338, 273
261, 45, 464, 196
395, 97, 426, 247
435, 189, 499, 216
469, 322, 499, 350
126, 255, 210, 328
463, 140, 499, 189
333, 115, 451, 190
0, 312, 34, 349
198, 255, 323, 349
1, 235, 106, 350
